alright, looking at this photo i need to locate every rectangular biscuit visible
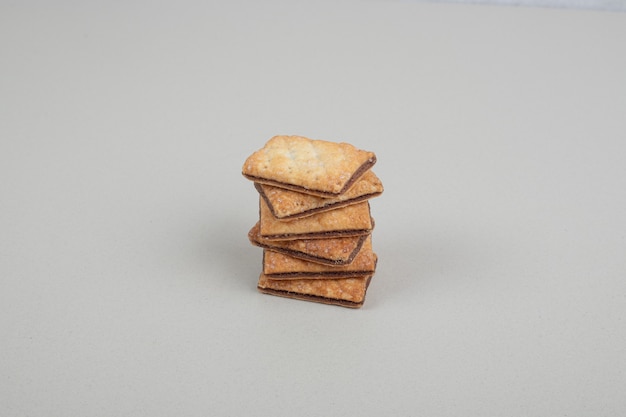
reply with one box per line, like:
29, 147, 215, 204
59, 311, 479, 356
259, 198, 373, 240
263, 243, 377, 279
255, 170, 383, 220
257, 273, 373, 308
242, 135, 377, 197
262, 234, 376, 277
249, 223, 369, 265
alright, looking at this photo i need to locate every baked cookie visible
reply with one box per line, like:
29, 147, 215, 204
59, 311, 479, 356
258, 198, 373, 240
257, 273, 373, 308
255, 170, 383, 220
262, 237, 377, 279
242, 135, 376, 197
249, 223, 369, 266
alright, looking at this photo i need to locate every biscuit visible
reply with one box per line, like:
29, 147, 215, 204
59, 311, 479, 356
255, 170, 383, 220
242, 135, 376, 197
262, 241, 377, 279
259, 198, 373, 240
249, 223, 369, 265
257, 273, 373, 308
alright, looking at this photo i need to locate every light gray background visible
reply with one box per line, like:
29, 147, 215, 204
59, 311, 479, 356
1, 1, 625, 416
411, 0, 626, 12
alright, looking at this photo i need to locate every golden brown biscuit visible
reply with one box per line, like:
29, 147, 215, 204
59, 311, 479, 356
262, 234, 376, 277
242, 135, 376, 197
257, 273, 373, 308
255, 170, 383, 220
249, 223, 369, 265
259, 198, 373, 240
263, 243, 377, 279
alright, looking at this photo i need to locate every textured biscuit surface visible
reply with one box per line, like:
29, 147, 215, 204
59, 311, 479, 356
256, 170, 383, 220
257, 273, 372, 308
259, 198, 373, 240
249, 223, 368, 265
263, 237, 376, 278
242, 135, 376, 197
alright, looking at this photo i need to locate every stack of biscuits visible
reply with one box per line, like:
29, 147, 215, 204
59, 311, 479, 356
242, 135, 383, 308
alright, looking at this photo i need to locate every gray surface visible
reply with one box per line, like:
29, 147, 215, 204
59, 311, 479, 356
2, 1, 625, 416
410, 0, 626, 12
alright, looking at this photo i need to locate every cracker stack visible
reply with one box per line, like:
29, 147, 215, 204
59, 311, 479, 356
242, 135, 383, 308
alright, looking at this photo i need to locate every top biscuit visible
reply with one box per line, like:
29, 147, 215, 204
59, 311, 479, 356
242, 135, 376, 197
